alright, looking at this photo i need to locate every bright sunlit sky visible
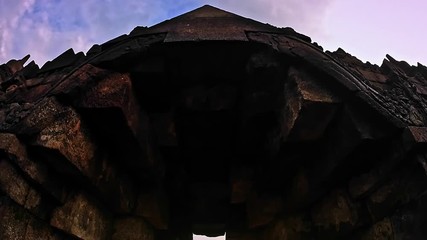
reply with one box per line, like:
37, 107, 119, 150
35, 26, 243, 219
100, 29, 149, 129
1, 0, 426, 69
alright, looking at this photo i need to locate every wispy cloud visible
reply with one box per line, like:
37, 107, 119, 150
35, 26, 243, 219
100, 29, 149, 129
0, 0, 35, 62
0, 0, 192, 65
0, 0, 335, 65
211, 0, 334, 36
2, 0, 426, 66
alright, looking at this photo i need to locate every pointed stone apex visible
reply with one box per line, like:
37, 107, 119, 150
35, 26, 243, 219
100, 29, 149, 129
20, 54, 30, 65
142, 5, 309, 42
385, 54, 396, 62
184, 4, 238, 18
5, 54, 31, 74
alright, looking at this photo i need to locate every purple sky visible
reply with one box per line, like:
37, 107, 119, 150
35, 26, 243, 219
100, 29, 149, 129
1, 0, 426, 67
0, 1, 425, 238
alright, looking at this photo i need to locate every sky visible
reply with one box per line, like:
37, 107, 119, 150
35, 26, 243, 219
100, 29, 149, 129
0, 1, 425, 239
194, 235, 224, 240
1, 0, 426, 68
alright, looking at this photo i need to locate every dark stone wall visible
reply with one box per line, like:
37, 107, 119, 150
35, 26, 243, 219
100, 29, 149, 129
1, 30, 427, 240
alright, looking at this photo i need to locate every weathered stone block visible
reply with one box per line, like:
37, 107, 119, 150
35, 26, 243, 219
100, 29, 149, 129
402, 126, 427, 151
76, 71, 146, 143
246, 191, 282, 228
0, 196, 73, 240
35, 105, 96, 174
74, 70, 161, 177
53, 64, 108, 95
135, 190, 169, 230
348, 139, 408, 200
33, 101, 135, 213
282, 66, 340, 141
0, 159, 29, 205
262, 215, 310, 240
0, 197, 28, 240
360, 218, 393, 240
112, 217, 154, 240
389, 194, 427, 239
0, 159, 46, 218
39, 48, 84, 73
7, 97, 66, 134
366, 160, 427, 222
311, 189, 359, 238
289, 104, 387, 210
50, 192, 112, 240
0, 131, 67, 204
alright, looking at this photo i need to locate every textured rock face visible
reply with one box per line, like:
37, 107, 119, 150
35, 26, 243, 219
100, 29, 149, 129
0, 197, 74, 240
112, 217, 154, 240
50, 193, 112, 240
1, 5, 427, 240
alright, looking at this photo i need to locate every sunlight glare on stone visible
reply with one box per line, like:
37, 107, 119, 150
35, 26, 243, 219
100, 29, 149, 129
193, 234, 226, 240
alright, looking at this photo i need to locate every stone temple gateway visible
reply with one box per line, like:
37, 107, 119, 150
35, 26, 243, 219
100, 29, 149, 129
1, 5, 427, 240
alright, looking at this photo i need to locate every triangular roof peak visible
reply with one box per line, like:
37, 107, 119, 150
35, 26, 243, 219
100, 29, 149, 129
179, 5, 239, 18
134, 5, 310, 42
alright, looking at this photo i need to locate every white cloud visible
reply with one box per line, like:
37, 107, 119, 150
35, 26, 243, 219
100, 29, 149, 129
317, 1, 427, 65
0, 0, 35, 61
0, 0, 336, 66
3, 0, 424, 67
0, 0, 178, 65
208, 0, 334, 37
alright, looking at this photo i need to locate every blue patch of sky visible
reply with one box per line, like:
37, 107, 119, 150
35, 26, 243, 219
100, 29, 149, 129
160, 0, 207, 22
29, 0, 88, 32
165, 1, 199, 15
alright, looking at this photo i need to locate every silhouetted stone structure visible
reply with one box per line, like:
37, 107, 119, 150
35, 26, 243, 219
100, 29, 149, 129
1, 5, 427, 240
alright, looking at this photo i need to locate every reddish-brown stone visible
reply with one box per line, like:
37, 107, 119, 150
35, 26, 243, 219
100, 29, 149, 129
135, 190, 169, 230
112, 217, 154, 240
262, 216, 310, 240
0, 159, 46, 218
0, 197, 73, 240
282, 66, 340, 141
0, 133, 67, 202
402, 126, 427, 150
50, 192, 112, 240
359, 219, 393, 240
33, 100, 136, 213
311, 189, 359, 237
246, 191, 282, 228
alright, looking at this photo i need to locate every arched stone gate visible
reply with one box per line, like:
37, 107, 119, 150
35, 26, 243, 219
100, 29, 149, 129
1, 5, 427, 240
